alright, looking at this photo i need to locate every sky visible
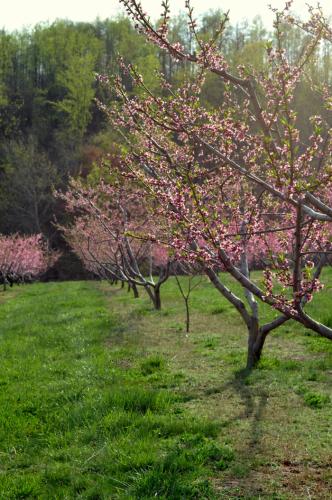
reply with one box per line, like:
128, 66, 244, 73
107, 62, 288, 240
1, 0, 332, 32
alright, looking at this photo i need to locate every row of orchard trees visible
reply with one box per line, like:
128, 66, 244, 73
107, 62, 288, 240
58, 175, 173, 310
60, 1, 332, 370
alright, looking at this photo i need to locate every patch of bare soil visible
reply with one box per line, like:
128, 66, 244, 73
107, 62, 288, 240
212, 460, 332, 499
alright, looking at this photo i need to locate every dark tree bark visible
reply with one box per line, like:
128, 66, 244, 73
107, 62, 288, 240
131, 282, 139, 298
184, 297, 190, 333
154, 284, 161, 310
246, 319, 265, 370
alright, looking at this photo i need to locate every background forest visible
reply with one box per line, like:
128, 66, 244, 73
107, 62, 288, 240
0, 11, 331, 276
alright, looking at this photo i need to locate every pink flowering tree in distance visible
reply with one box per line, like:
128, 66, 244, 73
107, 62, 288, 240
59, 176, 172, 310
92, 0, 332, 368
0, 234, 57, 290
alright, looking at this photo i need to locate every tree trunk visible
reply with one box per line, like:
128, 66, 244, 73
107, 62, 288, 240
132, 283, 139, 298
246, 318, 266, 370
144, 285, 155, 305
144, 284, 162, 310
185, 297, 190, 333
154, 286, 161, 310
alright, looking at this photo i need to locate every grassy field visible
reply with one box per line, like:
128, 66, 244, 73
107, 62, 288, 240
0, 271, 331, 499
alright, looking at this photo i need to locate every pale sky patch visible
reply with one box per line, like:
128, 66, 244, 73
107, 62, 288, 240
1, 0, 331, 32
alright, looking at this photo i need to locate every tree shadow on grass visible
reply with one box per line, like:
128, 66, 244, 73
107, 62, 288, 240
232, 368, 268, 452
209, 369, 270, 497
206, 368, 268, 458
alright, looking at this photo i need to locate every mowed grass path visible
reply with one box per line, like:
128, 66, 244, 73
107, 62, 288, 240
0, 276, 331, 498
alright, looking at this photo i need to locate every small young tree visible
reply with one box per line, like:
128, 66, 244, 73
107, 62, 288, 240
174, 262, 202, 334
95, 1, 332, 368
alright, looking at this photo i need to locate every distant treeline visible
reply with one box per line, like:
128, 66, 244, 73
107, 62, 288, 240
0, 12, 331, 240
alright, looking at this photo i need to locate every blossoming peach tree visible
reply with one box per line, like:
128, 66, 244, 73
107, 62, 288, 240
0, 234, 56, 290
93, 0, 332, 368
